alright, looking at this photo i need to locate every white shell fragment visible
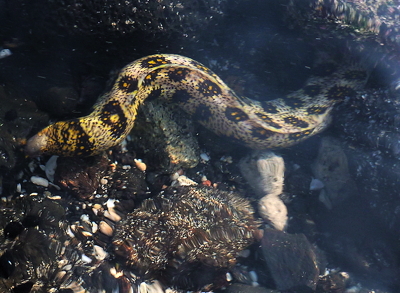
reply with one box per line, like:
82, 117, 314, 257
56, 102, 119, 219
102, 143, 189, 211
0, 49, 12, 59
106, 199, 116, 209
45, 155, 58, 182
310, 178, 324, 191
16, 183, 21, 193
81, 254, 92, 264
30, 176, 49, 187
91, 222, 98, 233
249, 270, 259, 286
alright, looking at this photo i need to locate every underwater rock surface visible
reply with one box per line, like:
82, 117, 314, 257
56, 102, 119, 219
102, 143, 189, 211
260, 229, 321, 291
1, 1, 400, 292
6, 0, 227, 38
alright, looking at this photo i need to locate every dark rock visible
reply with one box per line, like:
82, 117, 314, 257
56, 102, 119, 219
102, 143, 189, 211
334, 88, 400, 159
0, 196, 82, 292
0, 84, 49, 171
311, 136, 358, 209
281, 0, 400, 90
108, 163, 148, 200
6, 0, 227, 38
0, 84, 49, 141
312, 187, 400, 291
55, 156, 108, 199
260, 229, 320, 291
40, 86, 79, 117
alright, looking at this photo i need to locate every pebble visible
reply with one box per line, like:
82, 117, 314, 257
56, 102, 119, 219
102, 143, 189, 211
226, 272, 233, 282
249, 270, 258, 283
55, 271, 66, 282
120, 139, 128, 152
80, 214, 90, 224
30, 176, 49, 187
92, 208, 99, 216
200, 153, 210, 161
99, 220, 113, 236
16, 183, 21, 193
91, 222, 98, 233
109, 163, 117, 172
134, 159, 147, 171
106, 199, 116, 209
80, 230, 93, 237
66, 226, 75, 238
104, 209, 122, 222
47, 195, 61, 200
170, 175, 198, 186
110, 267, 124, 278
94, 245, 108, 260
170, 172, 180, 181
93, 203, 102, 210
63, 264, 72, 271
202, 180, 212, 187
43, 190, 52, 197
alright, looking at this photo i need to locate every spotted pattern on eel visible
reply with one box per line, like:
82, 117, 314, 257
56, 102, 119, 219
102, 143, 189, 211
25, 54, 368, 157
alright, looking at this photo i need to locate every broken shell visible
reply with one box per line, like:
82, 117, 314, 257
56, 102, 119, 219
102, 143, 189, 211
30, 176, 49, 187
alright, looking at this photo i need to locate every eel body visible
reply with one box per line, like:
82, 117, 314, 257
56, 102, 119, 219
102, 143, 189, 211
25, 54, 367, 157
